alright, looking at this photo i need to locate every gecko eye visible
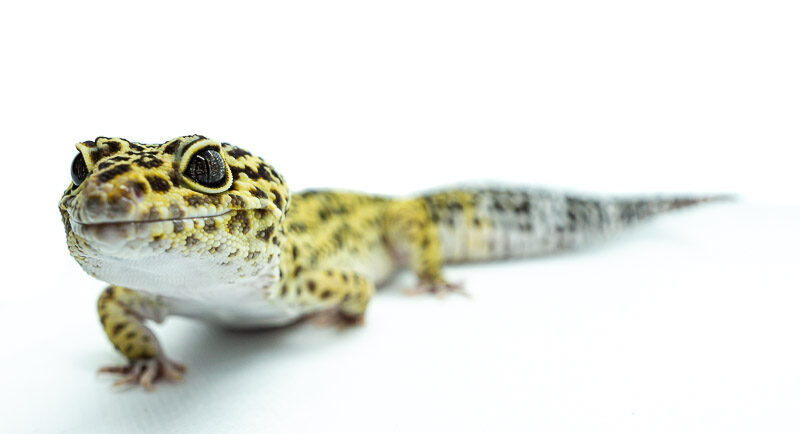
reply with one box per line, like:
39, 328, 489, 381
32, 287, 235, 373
71, 153, 89, 185
185, 148, 226, 187
181, 146, 234, 194
179, 140, 233, 193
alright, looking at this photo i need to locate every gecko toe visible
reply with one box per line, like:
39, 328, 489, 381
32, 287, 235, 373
405, 280, 470, 298
99, 357, 186, 390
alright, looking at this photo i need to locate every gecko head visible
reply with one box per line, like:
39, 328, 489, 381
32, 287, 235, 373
59, 135, 290, 294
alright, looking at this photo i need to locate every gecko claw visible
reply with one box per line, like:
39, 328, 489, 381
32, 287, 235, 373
99, 357, 186, 390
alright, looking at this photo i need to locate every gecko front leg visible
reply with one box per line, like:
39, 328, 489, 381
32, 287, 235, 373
96, 286, 185, 390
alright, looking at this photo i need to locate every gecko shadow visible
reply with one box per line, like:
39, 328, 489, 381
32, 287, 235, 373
79, 315, 368, 431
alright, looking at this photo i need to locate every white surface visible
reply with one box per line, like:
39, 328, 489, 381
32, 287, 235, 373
1, 1, 799, 433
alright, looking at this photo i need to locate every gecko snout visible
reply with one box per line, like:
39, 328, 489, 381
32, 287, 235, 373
77, 179, 145, 224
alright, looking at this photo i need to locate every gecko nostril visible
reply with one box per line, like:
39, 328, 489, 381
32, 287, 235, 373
128, 181, 145, 201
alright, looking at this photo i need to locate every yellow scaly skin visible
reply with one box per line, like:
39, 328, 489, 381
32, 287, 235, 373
59, 135, 456, 389
60, 135, 722, 389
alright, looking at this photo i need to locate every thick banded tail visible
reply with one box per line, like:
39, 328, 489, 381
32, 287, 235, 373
419, 187, 730, 263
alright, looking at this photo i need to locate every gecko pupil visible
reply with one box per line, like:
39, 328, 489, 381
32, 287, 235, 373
71, 153, 88, 185
185, 148, 226, 187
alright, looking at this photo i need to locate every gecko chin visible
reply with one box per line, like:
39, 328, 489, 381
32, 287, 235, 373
68, 213, 282, 301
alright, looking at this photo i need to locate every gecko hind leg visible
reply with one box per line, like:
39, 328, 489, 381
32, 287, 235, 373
385, 199, 467, 298
96, 286, 184, 390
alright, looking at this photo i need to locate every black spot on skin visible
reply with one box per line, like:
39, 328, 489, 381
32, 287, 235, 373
243, 166, 260, 180
225, 211, 251, 234
227, 147, 251, 159
307, 280, 316, 293
341, 273, 349, 283
271, 189, 284, 209
82, 140, 96, 147
111, 323, 126, 337
272, 237, 280, 245
100, 314, 109, 326
256, 225, 274, 242
168, 169, 182, 187
229, 166, 244, 180
106, 140, 121, 153
245, 251, 260, 260
251, 188, 268, 199
292, 246, 298, 259
293, 266, 303, 277
135, 156, 163, 168
254, 209, 267, 219
185, 235, 199, 246
163, 140, 180, 154
153, 234, 164, 241
204, 219, 217, 232
146, 175, 171, 192
228, 194, 246, 208
272, 169, 285, 184
128, 143, 144, 152
173, 221, 184, 233
257, 164, 274, 182
89, 148, 102, 164
97, 161, 113, 170
281, 285, 288, 296
105, 287, 114, 296
97, 164, 131, 183
185, 194, 221, 207
125, 330, 137, 339
320, 290, 332, 300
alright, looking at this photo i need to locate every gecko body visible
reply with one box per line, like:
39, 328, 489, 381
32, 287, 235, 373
59, 135, 724, 388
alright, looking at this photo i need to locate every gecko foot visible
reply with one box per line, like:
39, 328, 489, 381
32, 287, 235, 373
99, 357, 187, 390
404, 280, 469, 298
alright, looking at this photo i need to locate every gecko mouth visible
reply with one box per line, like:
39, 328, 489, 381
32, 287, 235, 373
69, 210, 235, 253
70, 210, 233, 227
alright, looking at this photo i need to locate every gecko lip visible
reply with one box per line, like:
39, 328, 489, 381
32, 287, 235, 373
69, 211, 234, 253
70, 210, 233, 227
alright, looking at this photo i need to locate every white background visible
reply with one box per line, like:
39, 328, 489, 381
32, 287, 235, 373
1, 1, 799, 433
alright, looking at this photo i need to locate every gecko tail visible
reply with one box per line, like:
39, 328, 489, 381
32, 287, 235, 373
418, 187, 733, 263
615, 194, 735, 222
